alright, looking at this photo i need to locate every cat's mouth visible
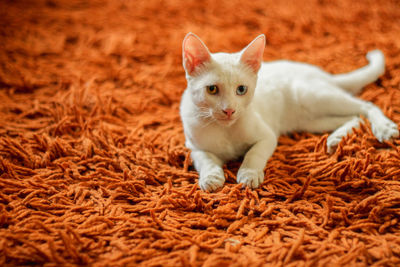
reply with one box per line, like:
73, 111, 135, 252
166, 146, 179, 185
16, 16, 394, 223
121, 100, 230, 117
219, 117, 235, 121
210, 109, 239, 125
215, 115, 238, 125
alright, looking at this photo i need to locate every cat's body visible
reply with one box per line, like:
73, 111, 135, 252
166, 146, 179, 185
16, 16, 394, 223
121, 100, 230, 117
180, 33, 399, 192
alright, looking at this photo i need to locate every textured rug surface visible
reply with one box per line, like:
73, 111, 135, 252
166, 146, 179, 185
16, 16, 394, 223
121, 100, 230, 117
1, 0, 400, 266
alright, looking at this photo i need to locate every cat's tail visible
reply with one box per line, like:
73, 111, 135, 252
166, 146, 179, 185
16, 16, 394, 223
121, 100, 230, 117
332, 50, 385, 95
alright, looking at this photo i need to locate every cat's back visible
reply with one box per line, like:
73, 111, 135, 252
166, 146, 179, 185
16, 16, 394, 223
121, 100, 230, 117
259, 60, 331, 82
252, 60, 333, 134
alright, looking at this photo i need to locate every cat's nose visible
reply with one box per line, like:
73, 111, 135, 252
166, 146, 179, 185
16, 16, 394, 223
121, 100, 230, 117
222, 108, 236, 118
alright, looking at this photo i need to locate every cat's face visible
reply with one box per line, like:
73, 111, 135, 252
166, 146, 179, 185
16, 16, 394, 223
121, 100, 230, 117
182, 33, 265, 126
186, 55, 258, 126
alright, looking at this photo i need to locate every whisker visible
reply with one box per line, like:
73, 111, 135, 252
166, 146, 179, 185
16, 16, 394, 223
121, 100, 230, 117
194, 107, 217, 128
199, 117, 217, 128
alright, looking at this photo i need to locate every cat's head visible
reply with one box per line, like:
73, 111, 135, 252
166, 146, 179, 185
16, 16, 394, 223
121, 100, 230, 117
182, 33, 265, 126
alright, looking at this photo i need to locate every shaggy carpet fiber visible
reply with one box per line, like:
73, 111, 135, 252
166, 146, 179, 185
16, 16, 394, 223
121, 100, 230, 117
1, 0, 400, 266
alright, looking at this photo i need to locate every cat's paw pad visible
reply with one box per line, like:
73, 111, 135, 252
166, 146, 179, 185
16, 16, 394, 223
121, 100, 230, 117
327, 134, 343, 154
372, 118, 399, 142
199, 168, 225, 192
237, 168, 264, 189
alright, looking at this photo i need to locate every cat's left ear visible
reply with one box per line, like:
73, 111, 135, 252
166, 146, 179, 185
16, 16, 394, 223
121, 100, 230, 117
240, 34, 265, 73
182, 33, 212, 76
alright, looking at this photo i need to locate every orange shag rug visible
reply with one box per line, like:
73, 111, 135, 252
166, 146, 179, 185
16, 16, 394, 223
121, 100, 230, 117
1, 0, 400, 266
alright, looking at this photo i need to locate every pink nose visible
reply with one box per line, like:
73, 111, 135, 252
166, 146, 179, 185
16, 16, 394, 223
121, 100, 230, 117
222, 109, 235, 118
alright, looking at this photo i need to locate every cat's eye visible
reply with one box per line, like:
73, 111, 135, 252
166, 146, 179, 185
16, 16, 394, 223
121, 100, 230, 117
236, 85, 248, 95
206, 85, 219, 95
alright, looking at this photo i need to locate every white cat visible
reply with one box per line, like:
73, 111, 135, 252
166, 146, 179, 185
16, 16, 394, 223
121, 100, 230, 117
180, 33, 399, 192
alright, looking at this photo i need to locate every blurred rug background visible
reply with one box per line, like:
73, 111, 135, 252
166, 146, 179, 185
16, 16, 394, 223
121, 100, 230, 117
1, 0, 400, 265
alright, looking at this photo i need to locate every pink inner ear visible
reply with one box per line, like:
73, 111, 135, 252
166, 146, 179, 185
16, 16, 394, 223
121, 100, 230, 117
240, 35, 265, 73
183, 34, 211, 75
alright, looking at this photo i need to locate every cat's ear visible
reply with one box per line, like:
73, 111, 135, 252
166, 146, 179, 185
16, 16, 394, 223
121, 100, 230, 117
182, 33, 211, 76
240, 34, 265, 73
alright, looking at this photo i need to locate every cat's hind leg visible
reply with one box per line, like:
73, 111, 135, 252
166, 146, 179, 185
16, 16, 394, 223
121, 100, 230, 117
319, 95, 398, 151
326, 117, 363, 153
314, 93, 399, 145
296, 80, 399, 151
302, 116, 357, 133
361, 102, 399, 142
302, 116, 362, 153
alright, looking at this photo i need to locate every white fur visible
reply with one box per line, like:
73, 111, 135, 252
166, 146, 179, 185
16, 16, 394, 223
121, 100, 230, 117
180, 34, 399, 192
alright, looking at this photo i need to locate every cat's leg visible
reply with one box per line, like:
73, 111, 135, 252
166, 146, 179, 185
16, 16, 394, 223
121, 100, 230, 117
302, 115, 360, 153
361, 102, 399, 142
237, 138, 277, 189
297, 80, 399, 150
326, 117, 362, 153
191, 150, 225, 192
302, 115, 362, 153
302, 116, 356, 132
313, 93, 398, 143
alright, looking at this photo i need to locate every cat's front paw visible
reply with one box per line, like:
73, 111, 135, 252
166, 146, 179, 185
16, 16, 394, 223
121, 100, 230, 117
237, 168, 264, 189
371, 118, 399, 143
198, 167, 225, 192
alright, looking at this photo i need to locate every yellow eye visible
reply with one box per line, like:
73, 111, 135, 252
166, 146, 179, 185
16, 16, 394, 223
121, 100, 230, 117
206, 85, 219, 95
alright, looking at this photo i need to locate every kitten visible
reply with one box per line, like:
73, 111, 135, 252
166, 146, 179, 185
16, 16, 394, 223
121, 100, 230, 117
180, 33, 399, 192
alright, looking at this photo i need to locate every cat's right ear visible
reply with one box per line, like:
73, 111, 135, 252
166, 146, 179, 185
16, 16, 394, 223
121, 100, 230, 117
240, 34, 265, 73
182, 33, 211, 76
